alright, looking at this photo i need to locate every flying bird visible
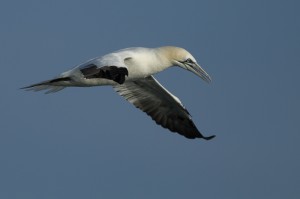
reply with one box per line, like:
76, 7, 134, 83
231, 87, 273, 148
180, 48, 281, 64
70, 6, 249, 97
22, 46, 215, 140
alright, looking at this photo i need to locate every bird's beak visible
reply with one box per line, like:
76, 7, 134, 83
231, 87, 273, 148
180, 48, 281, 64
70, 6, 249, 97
186, 62, 212, 83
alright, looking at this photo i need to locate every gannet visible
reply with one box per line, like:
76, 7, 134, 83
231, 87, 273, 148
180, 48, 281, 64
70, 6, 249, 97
22, 46, 215, 140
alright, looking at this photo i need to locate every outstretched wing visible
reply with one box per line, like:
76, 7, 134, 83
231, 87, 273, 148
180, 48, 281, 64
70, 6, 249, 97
113, 76, 215, 140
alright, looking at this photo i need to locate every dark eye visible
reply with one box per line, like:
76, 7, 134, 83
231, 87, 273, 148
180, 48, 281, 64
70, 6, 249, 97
186, 58, 193, 63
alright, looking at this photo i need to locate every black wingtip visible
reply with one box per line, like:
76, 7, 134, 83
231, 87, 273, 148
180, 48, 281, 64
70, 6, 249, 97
202, 135, 216, 140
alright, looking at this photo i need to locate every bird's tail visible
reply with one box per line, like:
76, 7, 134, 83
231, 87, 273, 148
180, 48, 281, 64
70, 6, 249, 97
21, 77, 71, 94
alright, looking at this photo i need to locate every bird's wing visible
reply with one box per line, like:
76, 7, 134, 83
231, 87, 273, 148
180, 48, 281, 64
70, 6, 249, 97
79, 64, 128, 84
75, 52, 130, 84
113, 76, 215, 140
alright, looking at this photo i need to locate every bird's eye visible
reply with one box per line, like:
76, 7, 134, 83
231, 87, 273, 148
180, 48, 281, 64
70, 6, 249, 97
186, 58, 193, 63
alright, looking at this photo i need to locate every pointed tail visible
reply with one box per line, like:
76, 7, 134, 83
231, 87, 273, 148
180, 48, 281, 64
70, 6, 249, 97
21, 77, 71, 94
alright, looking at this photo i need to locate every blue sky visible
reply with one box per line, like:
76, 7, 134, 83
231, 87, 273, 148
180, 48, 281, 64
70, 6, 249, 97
1, 0, 299, 198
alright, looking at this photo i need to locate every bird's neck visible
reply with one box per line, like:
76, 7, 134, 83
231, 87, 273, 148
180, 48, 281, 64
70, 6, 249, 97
152, 47, 176, 71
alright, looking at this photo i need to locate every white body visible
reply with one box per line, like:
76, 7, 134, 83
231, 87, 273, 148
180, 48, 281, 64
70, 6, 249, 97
60, 47, 173, 87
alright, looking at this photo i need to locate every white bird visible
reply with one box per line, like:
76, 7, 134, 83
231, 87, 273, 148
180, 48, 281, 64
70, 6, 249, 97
23, 46, 215, 140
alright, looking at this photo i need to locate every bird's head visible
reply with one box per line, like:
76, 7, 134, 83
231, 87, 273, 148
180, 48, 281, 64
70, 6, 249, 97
160, 46, 212, 83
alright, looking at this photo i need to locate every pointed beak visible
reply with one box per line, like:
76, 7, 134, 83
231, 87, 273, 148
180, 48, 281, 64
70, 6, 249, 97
187, 62, 212, 83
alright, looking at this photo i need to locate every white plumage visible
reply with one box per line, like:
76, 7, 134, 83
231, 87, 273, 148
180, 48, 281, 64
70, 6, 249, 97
23, 46, 215, 140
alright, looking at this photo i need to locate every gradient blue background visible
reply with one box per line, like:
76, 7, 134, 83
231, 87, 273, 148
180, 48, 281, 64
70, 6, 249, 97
1, 0, 299, 198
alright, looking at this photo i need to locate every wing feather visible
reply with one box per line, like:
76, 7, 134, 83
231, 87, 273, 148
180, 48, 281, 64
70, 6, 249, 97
114, 76, 215, 140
